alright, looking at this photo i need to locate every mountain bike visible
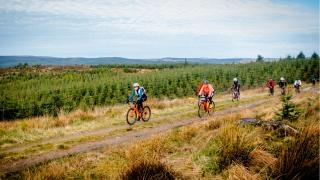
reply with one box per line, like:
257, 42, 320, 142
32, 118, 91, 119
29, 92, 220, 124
126, 101, 151, 125
198, 95, 215, 118
280, 86, 286, 95
231, 89, 240, 101
294, 85, 301, 94
268, 87, 274, 96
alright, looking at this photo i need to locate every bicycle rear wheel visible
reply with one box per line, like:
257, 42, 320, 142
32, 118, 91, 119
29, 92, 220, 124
142, 106, 151, 122
126, 108, 137, 125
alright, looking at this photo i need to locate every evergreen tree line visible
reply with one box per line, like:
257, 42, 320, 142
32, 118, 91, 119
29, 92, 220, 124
0, 57, 318, 120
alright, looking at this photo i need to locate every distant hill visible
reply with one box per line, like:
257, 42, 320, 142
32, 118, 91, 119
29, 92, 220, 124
0, 56, 253, 68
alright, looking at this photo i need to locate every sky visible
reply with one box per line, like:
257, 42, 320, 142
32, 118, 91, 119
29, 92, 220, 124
0, 0, 319, 58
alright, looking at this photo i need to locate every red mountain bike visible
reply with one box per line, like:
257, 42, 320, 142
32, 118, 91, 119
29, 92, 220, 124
198, 95, 215, 118
126, 101, 151, 125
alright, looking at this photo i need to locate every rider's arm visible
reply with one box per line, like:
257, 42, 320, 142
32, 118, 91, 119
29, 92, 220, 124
198, 86, 204, 96
209, 84, 214, 95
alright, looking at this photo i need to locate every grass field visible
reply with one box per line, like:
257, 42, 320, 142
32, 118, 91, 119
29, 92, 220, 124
1, 84, 318, 179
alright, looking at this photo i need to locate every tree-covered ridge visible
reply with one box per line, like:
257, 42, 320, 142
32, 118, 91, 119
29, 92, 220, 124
0, 58, 319, 120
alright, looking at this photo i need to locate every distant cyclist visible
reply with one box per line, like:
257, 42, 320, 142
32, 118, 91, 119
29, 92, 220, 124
198, 80, 215, 105
232, 78, 240, 94
311, 77, 316, 87
293, 80, 302, 93
128, 83, 147, 112
231, 78, 240, 100
266, 78, 275, 95
278, 77, 287, 95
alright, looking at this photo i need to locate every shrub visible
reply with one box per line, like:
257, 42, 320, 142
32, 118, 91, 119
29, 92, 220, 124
276, 95, 301, 122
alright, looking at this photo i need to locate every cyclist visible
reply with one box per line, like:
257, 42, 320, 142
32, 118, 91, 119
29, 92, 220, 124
278, 77, 287, 95
266, 78, 275, 95
128, 83, 147, 113
311, 77, 316, 87
231, 78, 240, 95
198, 80, 215, 105
293, 80, 302, 93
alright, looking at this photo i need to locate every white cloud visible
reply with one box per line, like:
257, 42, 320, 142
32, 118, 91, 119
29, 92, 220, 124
0, 0, 318, 38
0, 0, 318, 57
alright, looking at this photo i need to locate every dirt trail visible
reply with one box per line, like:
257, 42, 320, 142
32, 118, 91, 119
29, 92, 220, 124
0, 99, 269, 174
0, 93, 264, 155
0, 105, 199, 154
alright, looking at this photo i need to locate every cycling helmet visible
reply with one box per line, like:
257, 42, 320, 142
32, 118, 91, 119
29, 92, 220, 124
280, 77, 285, 81
233, 78, 238, 82
133, 82, 140, 87
203, 80, 209, 84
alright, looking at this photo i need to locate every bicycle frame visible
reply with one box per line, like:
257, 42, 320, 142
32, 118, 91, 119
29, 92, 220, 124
199, 96, 210, 112
232, 90, 239, 99
280, 86, 286, 95
129, 101, 143, 118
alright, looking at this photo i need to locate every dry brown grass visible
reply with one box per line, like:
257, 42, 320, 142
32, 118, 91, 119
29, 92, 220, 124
120, 159, 177, 180
0, 109, 98, 130
272, 126, 319, 179
177, 125, 200, 142
217, 124, 262, 167
120, 136, 183, 180
249, 149, 276, 175
205, 118, 222, 130
21, 152, 99, 180
226, 163, 262, 180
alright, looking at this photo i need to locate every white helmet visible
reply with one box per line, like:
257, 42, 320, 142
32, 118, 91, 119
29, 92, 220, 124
280, 77, 285, 81
233, 78, 238, 82
133, 82, 140, 87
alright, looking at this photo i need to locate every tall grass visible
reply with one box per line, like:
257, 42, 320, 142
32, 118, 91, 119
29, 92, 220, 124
196, 124, 261, 174
272, 126, 319, 179
120, 159, 176, 180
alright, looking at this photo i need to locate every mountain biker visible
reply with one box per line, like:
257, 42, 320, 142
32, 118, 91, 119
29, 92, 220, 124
198, 80, 215, 105
311, 77, 316, 87
232, 78, 240, 95
278, 77, 287, 95
266, 78, 275, 95
128, 83, 147, 113
293, 80, 302, 93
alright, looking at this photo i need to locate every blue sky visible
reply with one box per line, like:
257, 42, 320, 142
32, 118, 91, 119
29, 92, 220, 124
0, 0, 318, 58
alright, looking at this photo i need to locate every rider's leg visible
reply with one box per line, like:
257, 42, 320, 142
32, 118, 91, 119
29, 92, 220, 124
137, 99, 143, 112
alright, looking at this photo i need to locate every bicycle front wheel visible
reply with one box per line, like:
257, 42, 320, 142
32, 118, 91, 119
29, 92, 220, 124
198, 104, 206, 118
126, 108, 137, 125
142, 106, 151, 122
